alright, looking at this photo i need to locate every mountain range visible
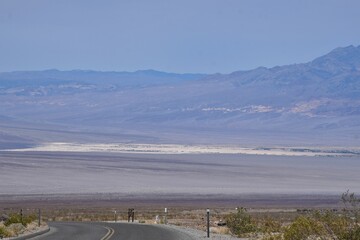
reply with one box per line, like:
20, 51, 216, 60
0, 45, 359, 148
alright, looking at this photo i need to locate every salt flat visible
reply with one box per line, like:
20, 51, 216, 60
7, 142, 360, 157
0, 151, 359, 196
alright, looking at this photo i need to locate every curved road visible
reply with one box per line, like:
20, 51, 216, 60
29, 222, 108, 240
30, 222, 196, 240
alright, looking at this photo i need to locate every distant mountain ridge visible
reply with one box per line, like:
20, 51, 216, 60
0, 69, 205, 92
0, 45, 359, 147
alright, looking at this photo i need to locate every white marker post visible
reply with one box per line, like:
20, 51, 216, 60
164, 208, 168, 225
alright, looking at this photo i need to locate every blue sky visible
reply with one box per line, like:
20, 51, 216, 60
0, 0, 359, 73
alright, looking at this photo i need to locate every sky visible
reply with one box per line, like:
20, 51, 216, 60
0, 0, 359, 74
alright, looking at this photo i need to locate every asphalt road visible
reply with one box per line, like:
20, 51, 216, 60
29, 222, 109, 240
30, 222, 196, 240
104, 222, 195, 240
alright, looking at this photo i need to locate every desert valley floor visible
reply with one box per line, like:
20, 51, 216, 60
1, 149, 359, 198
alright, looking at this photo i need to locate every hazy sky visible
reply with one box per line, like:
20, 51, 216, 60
1, 0, 359, 73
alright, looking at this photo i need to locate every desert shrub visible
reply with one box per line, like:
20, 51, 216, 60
21, 214, 36, 226
0, 225, 11, 238
342, 190, 360, 223
283, 215, 327, 240
261, 233, 283, 240
312, 210, 350, 239
311, 195, 360, 240
225, 207, 257, 237
4, 214, 21, 227
279, 209, 360, 240
4, 213, 37, 227
258, 216, 282, 233
6, 223, 25, 237
341, 225, 360, 240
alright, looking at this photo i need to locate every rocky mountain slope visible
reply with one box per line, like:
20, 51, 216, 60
0, 46, 359, 147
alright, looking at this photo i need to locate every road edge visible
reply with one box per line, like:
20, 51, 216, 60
8, 227, 50, 240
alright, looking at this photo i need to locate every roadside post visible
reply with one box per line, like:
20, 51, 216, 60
38, 209, 41, 227
164, 208, 167, 225
114, 210, 117, 223
20, 209, 23, 224
207, 208, 210, 238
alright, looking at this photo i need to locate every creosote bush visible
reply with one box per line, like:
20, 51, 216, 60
342, 190, 360, 223
225, 207, 257, 237
283, 215, 327, 240
258, 216, 282, 233
4, 213, 37, 227
226, 192, 360, 240
0, 225, 11, 238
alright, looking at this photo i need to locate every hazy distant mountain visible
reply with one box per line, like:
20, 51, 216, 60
0, 46, 359, 147
0, 69, 205, 94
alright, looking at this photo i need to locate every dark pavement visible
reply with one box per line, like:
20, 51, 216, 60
30, 222, 195, 240
30, 222, 108, 240
104, 222, 195, 240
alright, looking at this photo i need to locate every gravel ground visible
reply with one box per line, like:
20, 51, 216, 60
158, 224, 247, 240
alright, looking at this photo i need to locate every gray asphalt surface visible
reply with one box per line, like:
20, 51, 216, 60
30, 222, 108, 240
30, 222, 195, 240
104, 222, 196, 240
